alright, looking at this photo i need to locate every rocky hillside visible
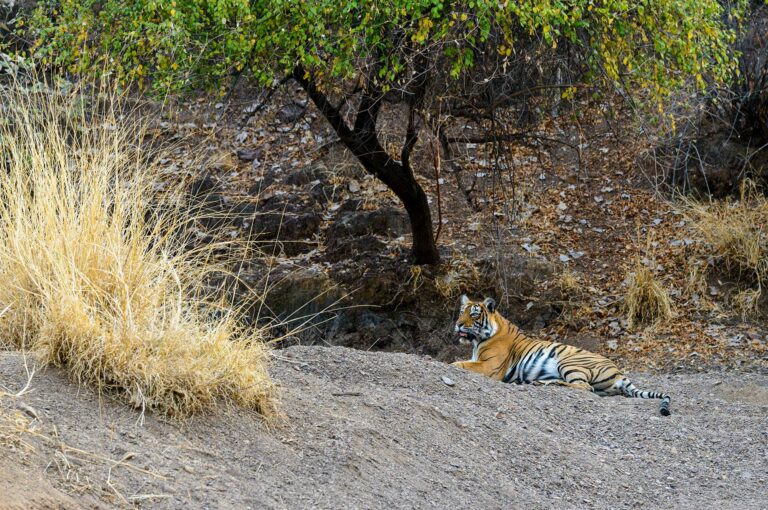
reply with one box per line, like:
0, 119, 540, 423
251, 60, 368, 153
2, 347, 767, 509
151, 85, 768, 375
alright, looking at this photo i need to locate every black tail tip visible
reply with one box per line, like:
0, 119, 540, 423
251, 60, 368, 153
660, 407, 671, 417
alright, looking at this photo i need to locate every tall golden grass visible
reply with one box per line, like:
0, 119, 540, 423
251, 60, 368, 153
623, 264, 673, 329
683, 181, 768, 317
685, 181, 768, 286
622, 235, 673, 329
0, 84, 275, 418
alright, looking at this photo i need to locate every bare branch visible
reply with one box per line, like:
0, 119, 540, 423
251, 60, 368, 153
292, 65, 353, 142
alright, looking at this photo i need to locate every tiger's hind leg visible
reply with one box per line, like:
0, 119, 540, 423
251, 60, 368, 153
555, 381, 594, 391
559, 369, 595, 391
533, 380, 594, 391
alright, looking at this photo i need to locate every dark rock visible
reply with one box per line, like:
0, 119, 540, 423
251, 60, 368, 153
258, 193, 306, 214
350, 270, 402, 304
277, 102, 307, 124
283, 213, 322, 240
259, 239, 318, 257
193, 193, 229, 230
326, 208, 409, 242
355, 310, 391, 347
262, 267, 343, 320
232, 203, 258, 217
248, 180, 273, 196
236, 148, 262, 162
309, 183, 343, 204
248, 167, 285, 194
325, 235, 386, 262
189, 173, 219, 197
252, 212, 321, 241
340, 199, 363, 212
477, 254, 554, 298
286, 165, 328, 186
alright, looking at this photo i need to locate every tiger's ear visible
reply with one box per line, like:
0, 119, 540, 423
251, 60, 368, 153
460, 294, 470, 307
483, 297, 497, 313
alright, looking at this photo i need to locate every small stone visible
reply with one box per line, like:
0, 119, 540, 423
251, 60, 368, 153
521, 243, 540, 253
236, 148, 262, 162
441, 376, 456, 387
348, 180, 360, 193
235, 131, 249, 144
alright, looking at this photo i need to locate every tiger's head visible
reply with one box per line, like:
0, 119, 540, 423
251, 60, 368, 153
454, 295, 499, 343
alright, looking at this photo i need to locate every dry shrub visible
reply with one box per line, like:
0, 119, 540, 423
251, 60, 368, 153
550, 270, 591, 327
684, 181, 768, 316
732, 288, 762, 319
554, 270, 583, 301
683, 256, 720, 314
434, 254, 481, 299
684, 257, 709, 299
685, 181, 768, 284
623, 265, 673, 329
0, 84, 275, 418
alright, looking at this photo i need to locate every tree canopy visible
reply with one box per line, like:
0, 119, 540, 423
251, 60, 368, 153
23, 0, 747, 263
28, 1, 741, 96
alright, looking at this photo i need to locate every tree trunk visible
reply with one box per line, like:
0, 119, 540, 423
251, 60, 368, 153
401, 181, 440, 265
365, 156, 439, 265
293, 66, 440, 265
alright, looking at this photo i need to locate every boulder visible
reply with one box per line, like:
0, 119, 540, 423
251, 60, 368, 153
276, 101, 307, 124
326, 208, 409, 242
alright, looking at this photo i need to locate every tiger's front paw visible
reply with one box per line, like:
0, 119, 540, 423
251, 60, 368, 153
451, 361, 467, 369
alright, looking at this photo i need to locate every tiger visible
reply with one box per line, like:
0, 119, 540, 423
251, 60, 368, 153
451, 295, 671, 416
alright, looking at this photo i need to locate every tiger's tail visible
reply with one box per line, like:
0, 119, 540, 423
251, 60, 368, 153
621, 379, 671, 416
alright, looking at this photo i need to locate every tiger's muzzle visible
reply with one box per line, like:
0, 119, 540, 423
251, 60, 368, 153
455, 325, 477, 344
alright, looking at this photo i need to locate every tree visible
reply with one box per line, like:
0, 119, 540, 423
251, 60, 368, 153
25, 0, 745, 264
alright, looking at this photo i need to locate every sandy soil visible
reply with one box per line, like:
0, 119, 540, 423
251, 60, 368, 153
1, 346, 767, 509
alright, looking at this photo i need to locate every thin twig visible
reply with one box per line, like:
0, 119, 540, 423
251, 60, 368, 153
432, 135, 443, 244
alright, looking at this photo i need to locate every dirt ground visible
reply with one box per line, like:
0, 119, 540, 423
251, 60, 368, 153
1, 346, 766, 509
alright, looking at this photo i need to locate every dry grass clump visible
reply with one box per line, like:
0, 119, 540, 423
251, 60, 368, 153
0, 409, 35, 453
732, 288, 761, 319
685, 181, 768, 285
434, 254, 482, 299
683, 181, 768, 317
0, 84, 275, 418
623, 264, 673, 329
550, 270, 592, 328
553, 269, 583, 301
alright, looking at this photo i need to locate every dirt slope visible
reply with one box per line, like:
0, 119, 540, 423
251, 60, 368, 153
1, 347, 767, 509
